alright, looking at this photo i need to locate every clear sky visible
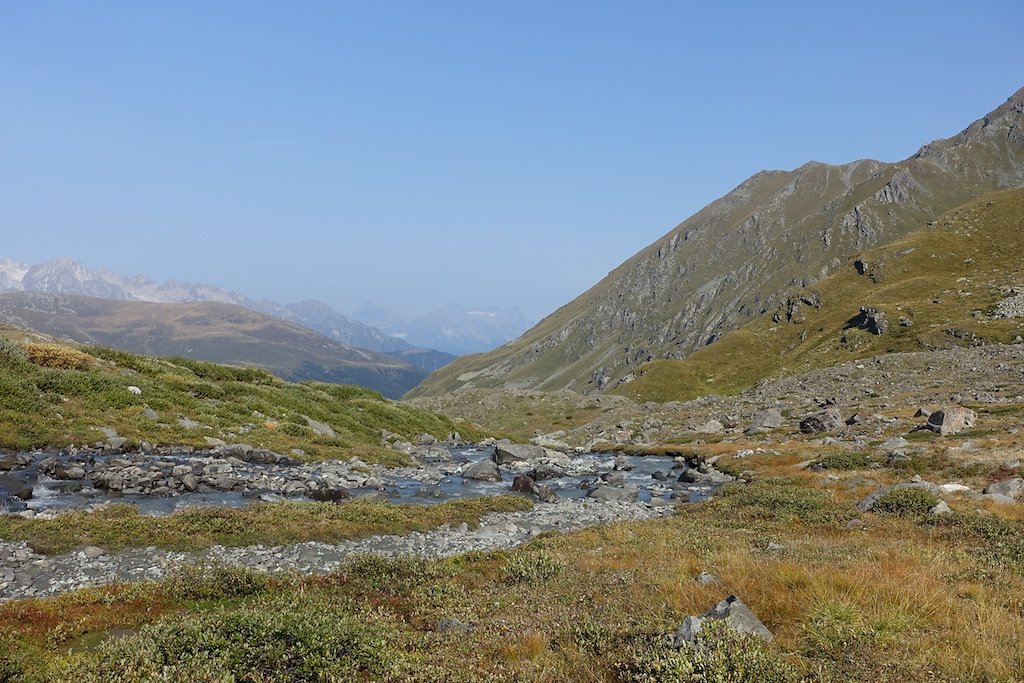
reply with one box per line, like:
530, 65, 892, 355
2, 1, 1022, 320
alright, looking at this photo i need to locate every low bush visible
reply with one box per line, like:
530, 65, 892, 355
501, 550, 563, 584
54, 595, 403, 682
0, 337, 28, 367
162, 564, 273, 602
872, 488, 940, 518
812, 452, 874, 470
24, 343, 94, 370
616, 620, 803, 683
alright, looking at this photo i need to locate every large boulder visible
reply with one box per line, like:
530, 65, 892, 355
799, 408, 843, 434
587, 485, 638, 502
0, 471, 36, 500
746, 409, 784, 434
984, 477, 1024, 500
463, 459, 501, 482
696, 419, 724, 434
926, 407, 977, 436
511, 474, 536, 493
673, 595, 773, 647
528, 463, 566, 481
493, 441, 547, 465
0, 453, 30, 471
853, 306, 889, 335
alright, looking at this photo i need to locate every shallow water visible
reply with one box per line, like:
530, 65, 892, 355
4, 446, 709, 517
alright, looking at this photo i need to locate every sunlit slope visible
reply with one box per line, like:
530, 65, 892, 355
409, 87, 1024, 398
615, 188, 1024, 402
0, 327, 476, 461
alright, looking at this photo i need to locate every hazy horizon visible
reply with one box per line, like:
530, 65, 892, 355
3, 1, 1023, 321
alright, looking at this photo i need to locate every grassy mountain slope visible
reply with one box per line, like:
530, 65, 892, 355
0, 293, 427, 398
616, 187, 1024, 402
409, 86, 1024, 398
0, 325, 477, 462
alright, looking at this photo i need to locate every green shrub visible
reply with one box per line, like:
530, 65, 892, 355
501, 550, 563, 584
872, 487, 940, 518
0, 632, 29, 682
279, 422, 315, 438
710, 481, 854, 525
931, 511, 1024, 572
812, 452, 874, 470
616, 620, 803, 682
163, 564, 273, 601
0, 337, 28, 367
55, 595, 402, 682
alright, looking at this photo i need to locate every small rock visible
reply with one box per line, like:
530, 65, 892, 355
799, 408, 843, 434
695, 571, 719, 586
929, 501, 952, 516
83, 545, 106, 559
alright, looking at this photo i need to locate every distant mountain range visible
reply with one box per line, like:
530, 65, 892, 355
0, 257, 531, 359
0, 291, 428, 399
352, 302, 533, 356
410, 85, 1024, 398
0, 256, 416, 353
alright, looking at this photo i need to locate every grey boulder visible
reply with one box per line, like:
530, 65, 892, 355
587, 485, 638, 502
926, 407, 977, 436
0, 471, 36, 500
673, 595, 773, 647
799, 408, 843, 434
746, 409, 784, 433
492, 441, 546, 465
983, 477, 1024, 500
463, 460, 501, 482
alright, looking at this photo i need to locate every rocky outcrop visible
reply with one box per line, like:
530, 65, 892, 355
852, 307, 889, 335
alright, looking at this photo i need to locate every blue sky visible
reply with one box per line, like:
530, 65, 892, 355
2, 1, 1022, 320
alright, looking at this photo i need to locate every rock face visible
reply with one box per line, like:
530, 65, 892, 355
673, 595, 773, 647
926, 407, 977, 435
409, 87, 1024, 398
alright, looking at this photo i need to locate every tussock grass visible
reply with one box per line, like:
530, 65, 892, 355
0, 496, 533, 555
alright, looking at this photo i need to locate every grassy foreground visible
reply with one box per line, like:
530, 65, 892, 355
5, 441, 1024, 682
0, 330, 480, 464
0, 496, 533, 555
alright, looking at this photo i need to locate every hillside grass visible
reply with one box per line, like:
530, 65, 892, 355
6, 455, 1024, 682
616, 188, 1024, 402
0, 332, 481, 464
